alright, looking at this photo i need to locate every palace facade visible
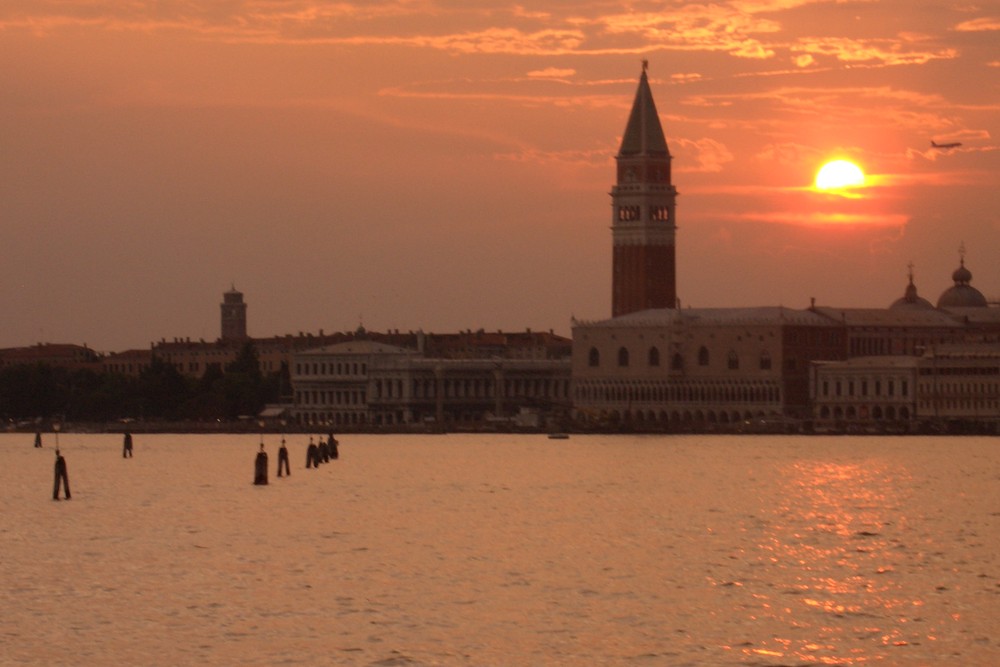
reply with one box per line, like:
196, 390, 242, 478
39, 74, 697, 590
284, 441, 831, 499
290, 332, 572, 430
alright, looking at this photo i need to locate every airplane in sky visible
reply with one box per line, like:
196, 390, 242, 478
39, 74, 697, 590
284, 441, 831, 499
931, 140, 962, 149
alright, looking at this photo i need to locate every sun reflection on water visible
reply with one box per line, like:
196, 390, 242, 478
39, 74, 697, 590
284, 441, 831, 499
725, 458, 933, 664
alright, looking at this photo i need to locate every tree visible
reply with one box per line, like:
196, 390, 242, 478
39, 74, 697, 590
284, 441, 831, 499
137, 357, 193, 420
221, 342, 266, 419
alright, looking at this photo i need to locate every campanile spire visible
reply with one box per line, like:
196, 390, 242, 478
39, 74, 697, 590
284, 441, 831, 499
611, 64, 678, 317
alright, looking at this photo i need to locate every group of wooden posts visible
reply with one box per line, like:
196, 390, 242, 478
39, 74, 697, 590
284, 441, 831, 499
254, 433, 340, 485
37, 430, 339, 499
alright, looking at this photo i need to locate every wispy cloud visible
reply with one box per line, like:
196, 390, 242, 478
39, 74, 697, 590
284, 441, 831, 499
493, 146, 609, 168
716, 210, 910, 228
676, 138, 735, 173
791, 37, 957, 66
953, 17, 1000, 31
527, 67, 577, 79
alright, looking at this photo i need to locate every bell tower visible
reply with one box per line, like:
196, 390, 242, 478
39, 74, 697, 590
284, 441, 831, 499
221, 285, 248, 341
611, 62, 678, 317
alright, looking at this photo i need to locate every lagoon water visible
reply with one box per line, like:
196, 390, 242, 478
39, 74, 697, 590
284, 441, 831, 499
2, 433, 998, 666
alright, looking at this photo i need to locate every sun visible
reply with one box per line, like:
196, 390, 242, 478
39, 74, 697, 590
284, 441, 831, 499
815, 159, 865, 190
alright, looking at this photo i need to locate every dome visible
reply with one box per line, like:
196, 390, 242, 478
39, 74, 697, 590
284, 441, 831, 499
937, 257, 988, 308
938, 285, 988, 308
951, 263, 972, 284
890, 268, 934, 310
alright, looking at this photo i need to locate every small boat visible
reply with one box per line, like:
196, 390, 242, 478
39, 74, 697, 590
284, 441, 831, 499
547, 433, 569, 440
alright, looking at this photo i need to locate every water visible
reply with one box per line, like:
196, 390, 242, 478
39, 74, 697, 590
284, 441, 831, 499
2, 433, 998, 666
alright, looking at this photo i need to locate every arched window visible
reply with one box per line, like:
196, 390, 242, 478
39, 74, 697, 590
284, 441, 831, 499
698, 346, 710, 366
671, 353, 683, 370
588, 347, 600, 367
648, 347, 660, 367
728, 351, 739, 370
759, 351, 771, 370
618, 347, 630, 367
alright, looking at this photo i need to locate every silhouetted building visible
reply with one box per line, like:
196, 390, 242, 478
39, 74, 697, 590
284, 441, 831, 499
101, 349, 153, 377
221, 286, 248, 341
0, 343, 100, 371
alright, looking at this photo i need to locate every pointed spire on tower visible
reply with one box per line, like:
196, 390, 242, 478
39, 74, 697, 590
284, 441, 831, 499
618, 62, 669, 157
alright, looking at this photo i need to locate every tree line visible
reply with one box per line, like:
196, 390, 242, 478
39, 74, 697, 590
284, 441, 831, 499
0, 342, 286, 425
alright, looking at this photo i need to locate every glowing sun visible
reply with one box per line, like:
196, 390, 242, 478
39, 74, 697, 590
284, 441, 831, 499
815, 159, 865, 190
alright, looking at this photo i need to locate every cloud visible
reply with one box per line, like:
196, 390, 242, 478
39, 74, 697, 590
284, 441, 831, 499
953, 17, 1000, 31
791, 37, 957, 66
407, 27, 587, 55
679, 85, 976, 136
755, 142, 826, 167
526, 67, 576, 79
493, 147, 608, 168
676, 138, 735, 173
592, 6, 782, 59
717, 210, 910, 228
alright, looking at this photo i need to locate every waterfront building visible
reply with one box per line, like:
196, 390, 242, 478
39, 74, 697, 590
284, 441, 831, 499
810, 344, 1000, 433
572, 307, 844, 429
811, 305, 970, 357
292, 340, 398, 427
150, 330, 353, 379
101, 348, 153, 377
916, 344, 1000, 429
809, 356, 919, 430
291, 333, 572, 429
0, 343, 100, 371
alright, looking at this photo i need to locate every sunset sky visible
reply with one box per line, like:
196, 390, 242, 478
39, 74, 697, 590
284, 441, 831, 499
1, 1, 998, 352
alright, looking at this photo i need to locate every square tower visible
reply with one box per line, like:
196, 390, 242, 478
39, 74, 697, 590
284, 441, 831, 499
611, 64, 678, 317
221, 286, 248, 341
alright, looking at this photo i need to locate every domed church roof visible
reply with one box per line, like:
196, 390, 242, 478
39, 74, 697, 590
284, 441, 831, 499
890, 264, 933, 310
951, 262, 973, 285
937, 250, 988, 308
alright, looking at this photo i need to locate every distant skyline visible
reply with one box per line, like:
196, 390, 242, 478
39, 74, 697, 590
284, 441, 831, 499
2, 1, 998, 353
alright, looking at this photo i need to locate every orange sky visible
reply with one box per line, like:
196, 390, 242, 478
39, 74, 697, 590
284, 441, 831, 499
1, 1, 998, 351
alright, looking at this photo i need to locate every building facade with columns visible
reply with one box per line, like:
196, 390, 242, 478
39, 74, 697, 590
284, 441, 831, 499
291, 339, 571, 429
573, 307, 845, 429
810, 344, 1000, 433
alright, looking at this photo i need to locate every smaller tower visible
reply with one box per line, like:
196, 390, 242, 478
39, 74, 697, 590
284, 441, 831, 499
221, 285, 248, 341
